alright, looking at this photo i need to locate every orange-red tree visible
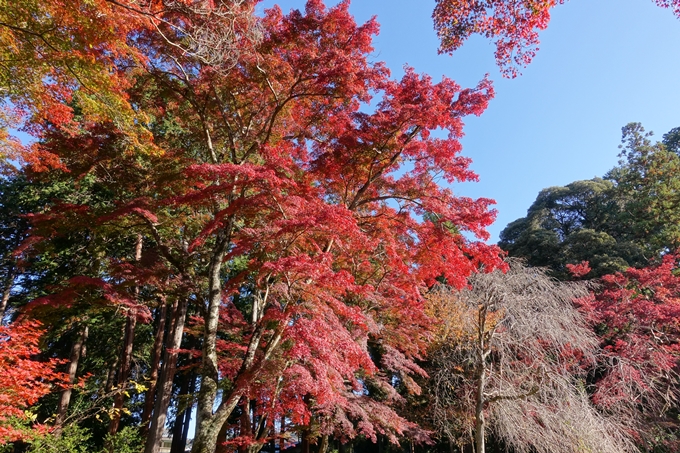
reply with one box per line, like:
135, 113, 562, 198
0, 321, 67, 442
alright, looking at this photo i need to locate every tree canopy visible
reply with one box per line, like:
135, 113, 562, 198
500, 123, 680, 278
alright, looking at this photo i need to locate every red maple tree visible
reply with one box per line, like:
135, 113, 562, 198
0, 321, 67, 442
576, 254, 680, 446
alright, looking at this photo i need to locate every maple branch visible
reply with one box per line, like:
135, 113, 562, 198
353, 195, 425, 209
205, 126, 218, 164
262, 325, 285, 363
0, 22, 96, 96
211, 85, 240, 162
348, 126, 421, 210
323, 238, 334, 254
168, 56, 191, 84
256, 65, 280, 104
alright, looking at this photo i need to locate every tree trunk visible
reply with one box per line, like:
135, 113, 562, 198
238, 399, 252, 453
216, 414, 230, 453
317, 435, 328, 453
301, 394, 311, 453
105, 354, 119, 393
474, 307, 488, 453
279, 416, 286, 453
108, 314, 137, 438
0, 265, 15, 318
191, 392, 242, 453
144, 296, 188, 453
301, 431, 310, 453
55, 325, 89, 427
141, 299, 168, 431
108, 234, 142, 440
170, 369, 196, 453
194, 231, 230, 453
193, 222, 250, 453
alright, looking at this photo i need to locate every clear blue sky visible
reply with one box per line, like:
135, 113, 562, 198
259, 0, 680, 243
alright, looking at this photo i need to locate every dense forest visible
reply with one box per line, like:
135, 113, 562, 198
1, 1, 680, 453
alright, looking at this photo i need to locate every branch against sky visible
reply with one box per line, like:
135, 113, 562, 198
433, 0, 680, 77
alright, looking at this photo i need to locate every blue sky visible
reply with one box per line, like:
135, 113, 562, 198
260, 0, 680, 243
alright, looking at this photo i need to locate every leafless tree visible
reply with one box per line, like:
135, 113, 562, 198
105, 0, 263, 72
428, 259, 635, 453
158, 0, 263, 71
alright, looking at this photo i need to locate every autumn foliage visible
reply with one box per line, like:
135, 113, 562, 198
574, 254, 680, 445
1, 0, 680, 452
0, 321, 67, 442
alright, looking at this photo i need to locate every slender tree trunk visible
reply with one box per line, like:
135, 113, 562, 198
0, 265, 15, 318
301, 429, 310, 453
238, 399, 252, 453
301, 393, 312, 453
179, 385, 195, 452
279, 416, 286, 453
142, 299, 169, 431
144, 296, 189, 453
170, 369, 196, 453
216, 414, 230, 453
55, 325, 89, 427
474, 307, 488, 453
105, 352, 119, 393
108, 234, 143, 440
108, 314, 137, 437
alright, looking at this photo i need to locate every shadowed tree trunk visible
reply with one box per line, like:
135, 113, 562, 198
142, 298, 169, 432
279, 416, 286, 453
144, 296, 189, 453
107, 314, 137, 437
239, 398, 252, 453
108, 234, 143, 440
171, 370, 197, 453
55, 324, 89, 427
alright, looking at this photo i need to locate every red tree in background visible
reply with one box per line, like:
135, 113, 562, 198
576, 254, 680, 447
433, 0, 680, 77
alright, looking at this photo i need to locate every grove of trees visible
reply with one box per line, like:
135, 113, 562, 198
2, 1, 680, 453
